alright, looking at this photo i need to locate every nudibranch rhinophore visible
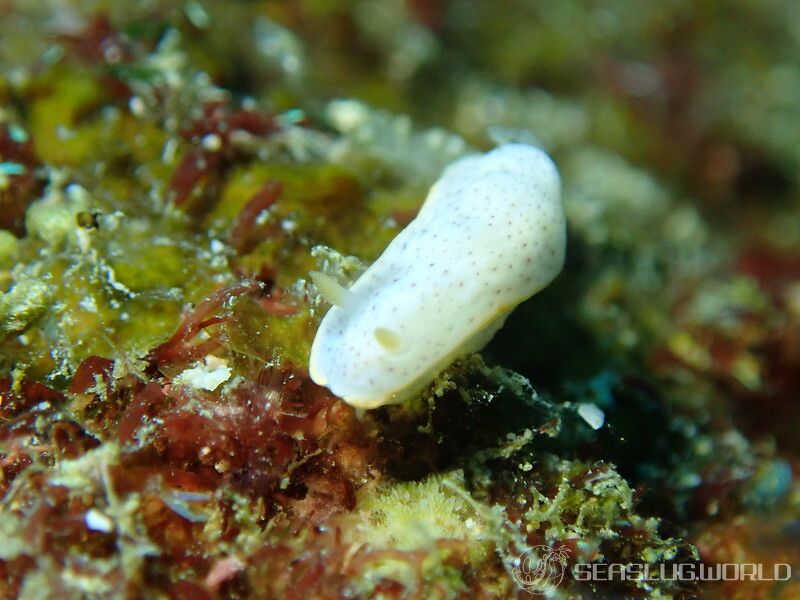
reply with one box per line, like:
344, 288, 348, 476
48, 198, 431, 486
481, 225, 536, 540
309, 143, 566, 409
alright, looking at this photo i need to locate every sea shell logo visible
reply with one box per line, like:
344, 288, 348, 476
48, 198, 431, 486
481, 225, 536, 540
512, 545, 570, 595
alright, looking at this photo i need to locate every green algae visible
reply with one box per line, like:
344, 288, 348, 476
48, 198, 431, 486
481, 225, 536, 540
341, 471, 492, 596
223, 294, 315, 366
0, 276, 52, 334
1, 219, 221, 384
0, 230, 19, 268
208, 161, 394, 271
346, 470, 491, 554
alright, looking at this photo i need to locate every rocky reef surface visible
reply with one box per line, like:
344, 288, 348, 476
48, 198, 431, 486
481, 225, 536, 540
1, 2, 799, 598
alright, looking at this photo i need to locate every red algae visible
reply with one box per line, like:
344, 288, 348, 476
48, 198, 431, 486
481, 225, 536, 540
57, 13, 136, 65
738, 247, 800, 299
405, 0, 446, 29
0, 379, 100, 483
716, 247, 800, 453
244, 524, 481, 600
169, 102, 279, 208
68, 355, 115, 396
230, 181, 284, 254
1, 314, 386, 597
168, 147, 225, 207
55, 12, 139, 105
178, 102, 279, 144
106, 363, 383, 594
146, 281, 264, 369
694, 515, 800, 600
0, 124, 43, 236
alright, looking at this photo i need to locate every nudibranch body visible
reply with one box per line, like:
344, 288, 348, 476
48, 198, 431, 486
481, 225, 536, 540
309, 143, 566, 409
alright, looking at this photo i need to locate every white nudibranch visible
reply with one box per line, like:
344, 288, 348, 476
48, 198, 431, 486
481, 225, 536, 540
309, 143, 566, 409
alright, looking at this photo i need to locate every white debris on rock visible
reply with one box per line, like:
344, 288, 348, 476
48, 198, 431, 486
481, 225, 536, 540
577, 402, 606, 430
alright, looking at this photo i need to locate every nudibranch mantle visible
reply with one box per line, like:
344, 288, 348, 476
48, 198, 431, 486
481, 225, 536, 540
309, 143, 566, 409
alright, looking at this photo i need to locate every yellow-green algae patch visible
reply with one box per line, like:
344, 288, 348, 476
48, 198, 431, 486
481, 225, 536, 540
0, 276, 53, 334
341, 471, 496, 596
345, 470, 492, 555
1, 188, 227, 381
208, 162, 398, 266
22, 57, 166, 160
0, 230, 20, 268
201, 162, 406, 368
222, 295, 316, 367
